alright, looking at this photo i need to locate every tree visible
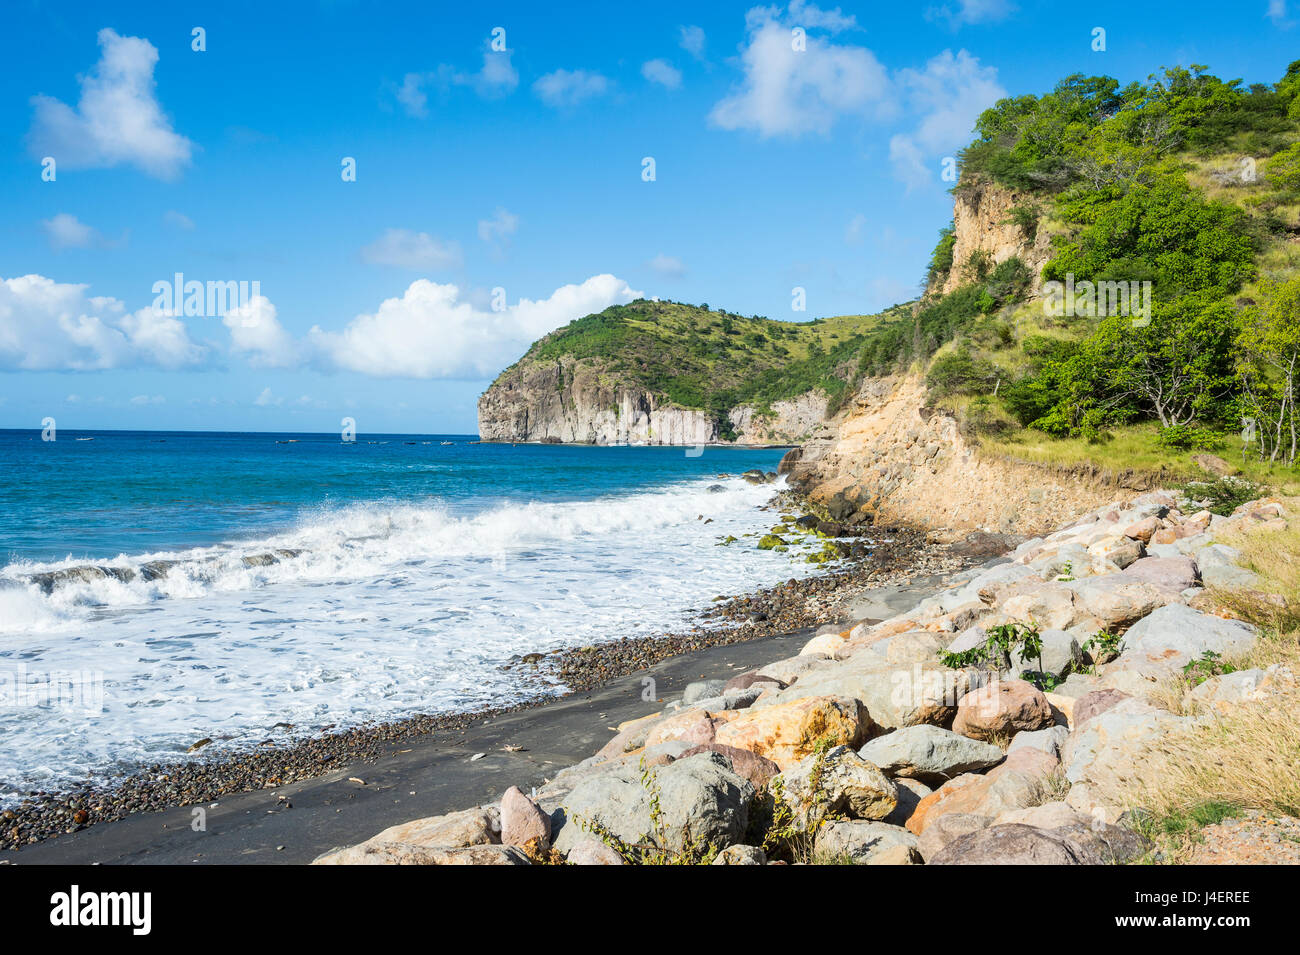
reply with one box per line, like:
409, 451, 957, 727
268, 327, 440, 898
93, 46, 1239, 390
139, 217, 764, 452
1238, 277, 1300, 464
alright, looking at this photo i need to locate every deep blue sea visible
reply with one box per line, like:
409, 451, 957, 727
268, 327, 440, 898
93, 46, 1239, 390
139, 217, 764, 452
0, 429, 821, 798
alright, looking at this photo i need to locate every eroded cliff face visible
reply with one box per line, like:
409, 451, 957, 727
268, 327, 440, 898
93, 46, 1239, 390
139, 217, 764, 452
936, 179, 1054, 296
476, 356, 828, 445
782, 375, 1134, 541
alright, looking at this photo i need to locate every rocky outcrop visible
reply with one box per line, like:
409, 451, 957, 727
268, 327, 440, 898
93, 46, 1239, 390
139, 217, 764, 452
782, 375, 1127, 541
477, 354, 828, 445
934, 178, 1054, 297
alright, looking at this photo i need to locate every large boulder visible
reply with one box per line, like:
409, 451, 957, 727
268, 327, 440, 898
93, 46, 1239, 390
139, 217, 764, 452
314, 843, 531, 865
552, 752, 754, 855
1122, 556, 1199, 594
565, 839, 627, 865
1109, 604, 1258, 680
500, 786, 551, 855
927, 823, 1092, 865
1067, 576, 1171, 629
952, 679, 1054, 742
780, 745, 898, 827
858, 724, 1004, 785
312, 805, 500, 864
713, 695, 872, 770
815, 820, 921, 864
916, 811, 991, 861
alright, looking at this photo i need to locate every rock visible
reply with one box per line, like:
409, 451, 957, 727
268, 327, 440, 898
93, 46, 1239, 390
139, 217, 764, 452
780, 745, 898, 827
815, 820, 921, 864
1087, 535, 1144, 569
801, 632, 848, 657
596, 711, 668, 760
756, 654, 836, 686
1122, 556, 1199, 594
916, 812, 991, 861
1006, 725, 1069, 760
500, 786, 551, 854
1009, 628, 1081, 680
1189, 667, 1293, 712
1201, 564, 1263, 590
315, 806, 500, 862
858, 724, 1005, 785
1072, 689, 1131, 729
994, 801, 1087, 829
1123, 516, 1162, 542
724, 671, 787, 693
565, 839, 627, 865
1052, 822, 1153, 864
952, 679, 1053, 742
644, 710, 722, 749
314, 843, 531, 865
1068, 576, 1170, 629
1061, 698, 1184, 787
682, 680, 727, 704
678, 743, 781, 789
928, 823, 1092, 864
552, 752, 754, 855
1111, 604, 1258, 679
1000, 584, 1080, 630
884, 777, 932, 827
713, 695, 872, 770
711, 844, 766, 865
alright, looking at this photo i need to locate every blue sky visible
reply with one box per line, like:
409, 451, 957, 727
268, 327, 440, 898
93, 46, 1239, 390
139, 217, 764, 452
1, 0, 1296, 433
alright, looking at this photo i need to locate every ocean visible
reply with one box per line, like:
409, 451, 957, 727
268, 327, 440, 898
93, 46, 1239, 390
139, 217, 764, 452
0, 429, 816, 800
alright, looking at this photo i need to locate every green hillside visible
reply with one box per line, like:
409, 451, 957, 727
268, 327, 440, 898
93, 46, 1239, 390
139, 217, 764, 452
903, 62, 1300, 488
498, 299, 913, 437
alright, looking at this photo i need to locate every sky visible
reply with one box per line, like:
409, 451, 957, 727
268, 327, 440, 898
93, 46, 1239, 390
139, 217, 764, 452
1, 0, 1296, 434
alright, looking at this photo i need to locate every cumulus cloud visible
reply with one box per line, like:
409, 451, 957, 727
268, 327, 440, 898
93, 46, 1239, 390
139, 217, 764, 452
361, 229, 463, 270
642, 59, 683, 89
1268, 0, 1293, 26
222, 295, 297, 367
27, 28, 193, 179
310, 274, 641, 379
477, 207, 519, 245
709, 4, 890, 137
164, 210, 195, 230
888, 49, 1005, 189
533, 69, 609, 108
679, 25, 707, 60
0, 274, 204, 371
42, 213, 97, 250
396, 45, 519, 117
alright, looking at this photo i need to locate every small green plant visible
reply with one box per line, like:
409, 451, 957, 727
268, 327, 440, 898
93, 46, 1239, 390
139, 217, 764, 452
938, 622, 1059, 691
1082, 629, 1125, 664
1055, 560, 1076, 582
1181, 650, 1238, 687
1180, 477, 1263, 517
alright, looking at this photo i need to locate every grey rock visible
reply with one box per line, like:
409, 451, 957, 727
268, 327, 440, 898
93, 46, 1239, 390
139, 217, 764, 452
1007, 725, 1069, 760
859, 724, 1004, 785
552, 752, 754, 854
815, 820, 921, 864
683, 680, 728, 705
711, 844, 766, 865
1114, 603, 1258, 677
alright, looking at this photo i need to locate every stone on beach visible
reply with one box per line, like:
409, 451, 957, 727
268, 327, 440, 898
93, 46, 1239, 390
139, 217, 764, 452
858, 724, 1004, 784
779, 744, 898, 827
500, 785, 551, 854
712, 695, 872, 770
815, 820, 921, 864
951, 678, 1054, 742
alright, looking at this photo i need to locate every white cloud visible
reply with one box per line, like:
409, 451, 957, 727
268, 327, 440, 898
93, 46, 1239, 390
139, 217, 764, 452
397, 46, 519, 117
642, 59, 683, 90
129, 394, 165, 406
709, 6, 890, 137
0, 274, 204, 371
42, 213, 97, 250
361, 229, 463, 270
254, 387, 281, 407
889, 49, 1005, 189
1268, 0, 1292, 26
310, 274, 641, 379
28, 28, 193, 179
477, 207, 519, 244
648, 254, 686, 278
223, 295, 297, 367
926, 0, 1016, 29
533, 69, 609, 108
844, 213, 867, 244
679, 25, 707, 60
163, 210, 195, 230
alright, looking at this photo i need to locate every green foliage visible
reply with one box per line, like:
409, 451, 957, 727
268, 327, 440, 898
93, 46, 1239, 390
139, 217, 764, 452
927, 346, 1000, 397
938, 622, 1059, 690
1181, 476, 1264, 516
1181, 650, 1238, 687
928, 226, 957, 283
1155, 424, 1220, 451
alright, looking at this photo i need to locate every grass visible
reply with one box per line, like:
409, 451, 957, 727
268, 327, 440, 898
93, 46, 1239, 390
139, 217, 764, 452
1102, 503, 1300, 859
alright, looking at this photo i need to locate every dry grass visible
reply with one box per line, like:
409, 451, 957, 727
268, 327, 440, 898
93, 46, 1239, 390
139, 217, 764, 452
1209, 499, 1300, 634
1025, 767, 1071, 807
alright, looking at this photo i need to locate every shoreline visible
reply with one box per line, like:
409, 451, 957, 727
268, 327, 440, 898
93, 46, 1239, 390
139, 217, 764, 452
0, 569, 964, 864
0, 503, 973, 855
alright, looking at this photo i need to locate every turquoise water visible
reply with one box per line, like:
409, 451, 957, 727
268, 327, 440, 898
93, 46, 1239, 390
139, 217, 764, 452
0, 429, 816, 797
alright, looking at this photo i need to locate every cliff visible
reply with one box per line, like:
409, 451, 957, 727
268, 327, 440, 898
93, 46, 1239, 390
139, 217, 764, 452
477, 299, 908, 445
932, 178, 1053, 297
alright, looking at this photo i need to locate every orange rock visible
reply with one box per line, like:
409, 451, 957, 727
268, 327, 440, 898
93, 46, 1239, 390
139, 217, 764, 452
713, 695, 872, 771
